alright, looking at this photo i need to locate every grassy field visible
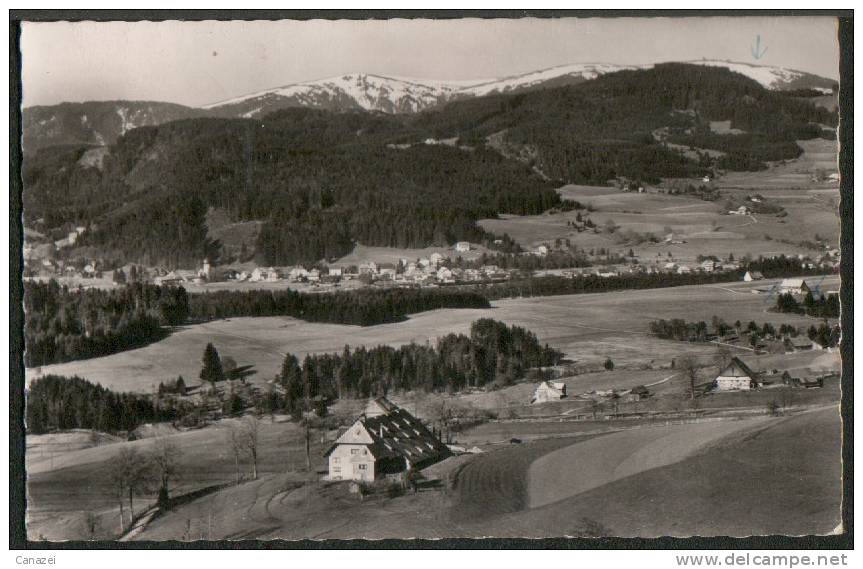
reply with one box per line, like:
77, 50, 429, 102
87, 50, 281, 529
478, 139, 839, 265
25, 416, 331, 541
27, 275, 838, 395
527, 416, 772, 508
508, 405, 842, 537
109, 405, 840, 540
27, 379, 841, 541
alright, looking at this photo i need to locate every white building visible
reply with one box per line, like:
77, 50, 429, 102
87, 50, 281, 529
324, 398, 449, 482
289, 267, 309, 281
430, 252, 445, 266
531, 381, 567, 404
778, 278, 811, 297
714, 357, 756, 391
454, 242, 471, 253
436, 267, 453, 281
743, 271, 764, 282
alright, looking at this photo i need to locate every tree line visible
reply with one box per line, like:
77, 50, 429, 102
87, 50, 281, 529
650, 316, 800, 344
273, 318, 564, 413
187, 287, 491, 326
24, 281, 189, 367
775, 292, 840, 318
25, 374, 182, 434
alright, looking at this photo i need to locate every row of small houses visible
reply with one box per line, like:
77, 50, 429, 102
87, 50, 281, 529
153, 258, 514, 286
530, 356, 831, 407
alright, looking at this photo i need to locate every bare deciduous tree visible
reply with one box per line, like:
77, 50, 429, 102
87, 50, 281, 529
151, 437, 180, 505
241, 416, 260, 480
677, 355, 700, 400
228, 424, 245, 485
108, 447, 153, 532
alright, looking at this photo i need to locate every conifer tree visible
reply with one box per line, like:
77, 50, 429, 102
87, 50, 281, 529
199, 343, 225, 386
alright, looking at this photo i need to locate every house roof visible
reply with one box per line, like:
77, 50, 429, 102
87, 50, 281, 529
325, 398, 449, 467
746, 271, 764, 278
780, 278, 808, 288
717, 357, 757, 379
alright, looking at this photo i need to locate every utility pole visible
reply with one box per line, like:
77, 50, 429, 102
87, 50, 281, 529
305, 422, 311, 472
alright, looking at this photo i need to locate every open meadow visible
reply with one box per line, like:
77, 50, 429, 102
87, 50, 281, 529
479, 139, 839, 265
27, 275, 839, 395
110, 404, 840, 540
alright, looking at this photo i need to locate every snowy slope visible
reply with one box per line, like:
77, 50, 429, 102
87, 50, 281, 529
458, 63, 639, 97
203, 61, 837, 118
680, 60, 838, 91
203, 73, 475, 117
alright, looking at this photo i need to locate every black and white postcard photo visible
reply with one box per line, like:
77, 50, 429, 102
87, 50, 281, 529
9, 12, 851, 549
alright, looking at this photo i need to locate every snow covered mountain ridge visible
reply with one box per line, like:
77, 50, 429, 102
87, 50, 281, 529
23, 60, 837, 151
202, 60, 838, 117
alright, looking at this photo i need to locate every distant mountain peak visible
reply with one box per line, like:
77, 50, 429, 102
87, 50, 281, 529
23, 60, 837, 152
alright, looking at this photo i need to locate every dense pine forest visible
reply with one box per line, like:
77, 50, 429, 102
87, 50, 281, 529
187, 287, 491, 325
24, 281, 189, 367
23, 64, 837, 267
26, 374, 182, 434
416, 63, 836, 181
274, 318, 563, 408
775, 292, 840, 318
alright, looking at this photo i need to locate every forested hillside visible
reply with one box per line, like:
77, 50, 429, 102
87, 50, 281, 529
23, 64, 837, 267
414, 63, 837, 181
23, 111, 559, 267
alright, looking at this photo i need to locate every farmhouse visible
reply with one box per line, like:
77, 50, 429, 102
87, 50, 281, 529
531, 381, 567, 404
429, 252, 445, 266
324, 398, 450, 482
743, 271, 764, 282
455, 242, 471, 253
622, 385, 650, 402
714, 357, 757, 391
788, 337, 814, 352
778, 278, 811, 297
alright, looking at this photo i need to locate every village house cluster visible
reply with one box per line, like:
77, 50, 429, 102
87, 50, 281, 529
146, 247, 517, 288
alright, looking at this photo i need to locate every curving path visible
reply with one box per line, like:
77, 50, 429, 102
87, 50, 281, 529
527, 416, 770, 509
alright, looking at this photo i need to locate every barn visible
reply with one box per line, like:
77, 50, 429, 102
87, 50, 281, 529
779, 278, 811, 297
531, 381, 567, 404
324, 398, 450, 482
714, 357, 757, 391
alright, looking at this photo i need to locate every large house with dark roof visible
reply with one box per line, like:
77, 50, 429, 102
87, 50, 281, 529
324, 398, 450, 482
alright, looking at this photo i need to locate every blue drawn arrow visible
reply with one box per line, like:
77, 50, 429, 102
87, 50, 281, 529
751, 35, 768, 60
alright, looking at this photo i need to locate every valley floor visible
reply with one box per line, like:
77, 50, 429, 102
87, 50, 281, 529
25, 275, 840, 394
